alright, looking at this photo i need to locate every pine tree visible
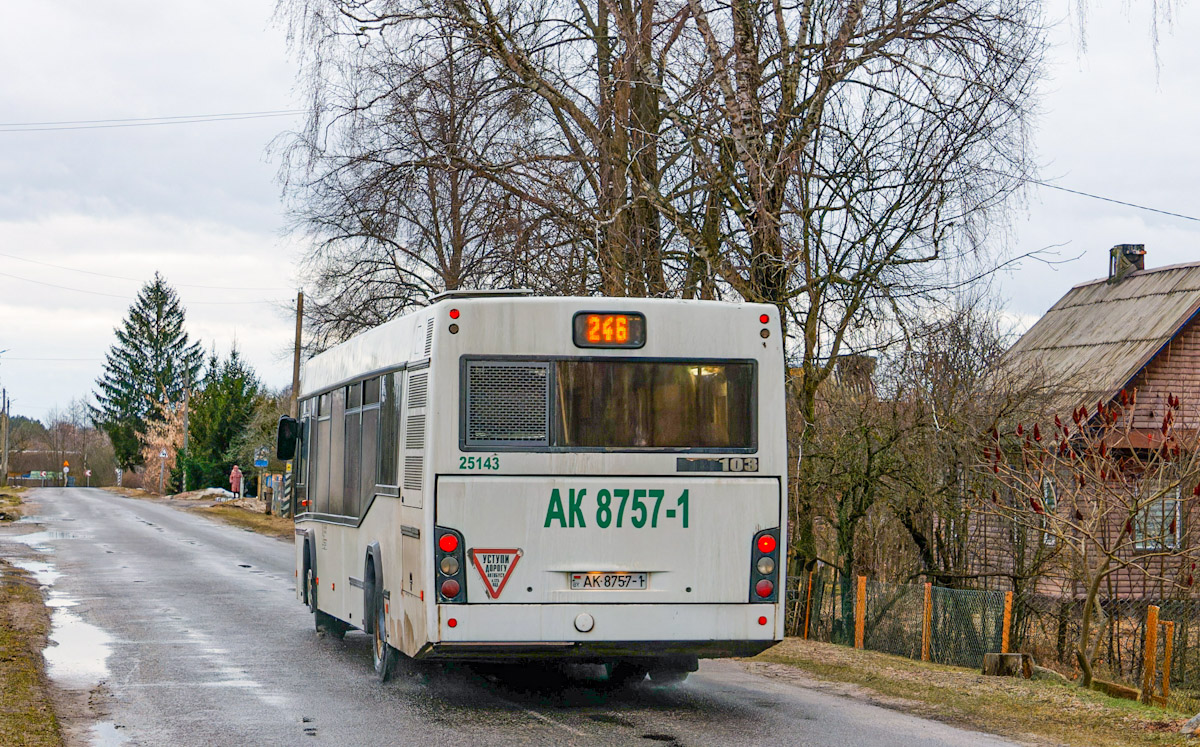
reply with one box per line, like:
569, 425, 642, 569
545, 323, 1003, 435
92, 274, 202, 470
181, 346, 262, 490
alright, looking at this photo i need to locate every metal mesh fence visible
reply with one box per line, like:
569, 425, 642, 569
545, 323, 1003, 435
863, 580, 925, 660
788, 572, 1007, 669
927, 586, 1006, 669
786, 572, 1200, 711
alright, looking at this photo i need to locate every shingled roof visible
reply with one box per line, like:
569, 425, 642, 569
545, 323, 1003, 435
1001, 260, 1200, 416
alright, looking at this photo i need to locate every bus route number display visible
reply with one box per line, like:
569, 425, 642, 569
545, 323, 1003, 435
572, 312, 646, 348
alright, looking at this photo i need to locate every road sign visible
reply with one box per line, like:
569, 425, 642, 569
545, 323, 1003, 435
254, 458, 268, 468
160, 448, 168, 458
63, 460, 69, 468
63, 466, 70, 474
85, 469, 92, 477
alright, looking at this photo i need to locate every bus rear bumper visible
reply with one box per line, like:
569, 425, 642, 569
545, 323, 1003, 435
427, 603, 781, 661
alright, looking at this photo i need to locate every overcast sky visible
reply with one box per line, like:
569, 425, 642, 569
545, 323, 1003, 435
1, 1, 1198, 423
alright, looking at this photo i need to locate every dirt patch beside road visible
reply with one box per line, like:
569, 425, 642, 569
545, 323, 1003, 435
0, 486, 30, 522
192, 504, 295, 540
102, 486, 295, 541
750, 638, 1188, 746
0, 559, 63, 746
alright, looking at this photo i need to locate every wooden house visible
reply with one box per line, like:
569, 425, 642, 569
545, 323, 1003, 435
970, 246, 1200, 600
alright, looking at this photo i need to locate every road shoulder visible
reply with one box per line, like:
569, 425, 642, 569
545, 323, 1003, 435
749, 638, 1187, 747
102, 487, 295, 540
0, 558, 63, 747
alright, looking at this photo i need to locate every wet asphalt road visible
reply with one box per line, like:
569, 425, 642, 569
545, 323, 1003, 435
3, 488, 1018, 746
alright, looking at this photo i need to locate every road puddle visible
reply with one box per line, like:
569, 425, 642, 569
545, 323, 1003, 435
12, 529, 83, 551
44, 603, 114, 690
11, 558, 62, 586
89, 722, 130, 746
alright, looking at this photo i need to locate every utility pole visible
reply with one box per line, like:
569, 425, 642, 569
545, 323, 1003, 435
181, 371, 191, 493
291, 290, 303, 418
287, 291, 303, 519
0, 389, 8, 488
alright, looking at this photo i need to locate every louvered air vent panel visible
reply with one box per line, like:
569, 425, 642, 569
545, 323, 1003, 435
423, 318, 433, 357
403, 455, 423, 491
465, 361, 549, 446
405, 414, 426, 450
408, 372, 428, 409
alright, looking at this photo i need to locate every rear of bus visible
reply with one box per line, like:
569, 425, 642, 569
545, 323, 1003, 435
428, 297, 786, 672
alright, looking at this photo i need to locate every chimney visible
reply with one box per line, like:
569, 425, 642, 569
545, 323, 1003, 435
1107, 244, 1146, 284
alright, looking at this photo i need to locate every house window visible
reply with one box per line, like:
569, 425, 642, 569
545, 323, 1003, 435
1135, 486, 1181, 551
1040, 478, 1057, 547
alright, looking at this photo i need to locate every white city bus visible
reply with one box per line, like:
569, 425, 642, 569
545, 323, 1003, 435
278, 291, 787, 683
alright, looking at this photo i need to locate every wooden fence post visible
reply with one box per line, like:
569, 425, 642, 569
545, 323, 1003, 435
1163, 620, 1175, 700
921, 582, 933, 661
1141, 605, 1160, 704
802, 571, 814, 641
855, 575, 866, 649
1001, 591, 1014, 654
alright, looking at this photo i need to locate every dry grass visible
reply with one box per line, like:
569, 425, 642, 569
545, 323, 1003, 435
192, 504, 295, 540
0, 561, 63, 746
100, 486, 157, 500
0, 486, 26, 522
751, 639, 1189, 746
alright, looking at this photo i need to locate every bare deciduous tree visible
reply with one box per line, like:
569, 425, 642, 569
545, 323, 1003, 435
985, 392, 1200, 687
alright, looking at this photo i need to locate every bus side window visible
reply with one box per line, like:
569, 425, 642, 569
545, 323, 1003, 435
360, 380, 380, 513
376, 372, 401, 490
312, 392, 332, 514
328, 387, 346, 516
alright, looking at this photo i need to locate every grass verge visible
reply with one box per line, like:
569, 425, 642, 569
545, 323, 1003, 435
0, 486, 28, 522
751, 638, 1188, 746
0, 561, 63, 746
191, 504, 295, 540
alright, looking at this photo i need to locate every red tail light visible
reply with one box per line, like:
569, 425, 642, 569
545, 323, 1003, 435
750, 528, 781, 603
436, 527, 468, 604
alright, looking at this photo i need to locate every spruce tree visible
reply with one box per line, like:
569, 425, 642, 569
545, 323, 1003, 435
181, 347, 262, 490
92, 274, 202, 470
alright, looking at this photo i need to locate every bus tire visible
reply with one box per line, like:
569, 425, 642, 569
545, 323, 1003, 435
371, 585, 397, 682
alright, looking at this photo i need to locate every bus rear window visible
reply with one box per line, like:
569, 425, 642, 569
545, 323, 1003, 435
554, 360, 754, 450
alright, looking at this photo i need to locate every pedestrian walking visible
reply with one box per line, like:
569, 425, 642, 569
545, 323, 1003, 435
230, 464, 243, 499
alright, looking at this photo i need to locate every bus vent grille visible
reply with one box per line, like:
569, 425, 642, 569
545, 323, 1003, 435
465, 361, 549, 445
403, 455, 422, 490
424, 318, 434, 357
406, 414, 426, 450
408, 372, 428, 409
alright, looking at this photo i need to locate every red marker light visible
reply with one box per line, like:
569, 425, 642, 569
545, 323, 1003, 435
759, 314, 769, 324
440, 579, 460, 598
758, 616, 768, 626
757, 535, 777, 554
447, 618, 458, 628
438, 534, 459, 553
755, 579, 774, 598
449, 308, 460, 319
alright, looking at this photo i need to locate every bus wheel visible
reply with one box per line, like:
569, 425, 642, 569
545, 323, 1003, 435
305, 567, 317, 614
372, 590, 397, 682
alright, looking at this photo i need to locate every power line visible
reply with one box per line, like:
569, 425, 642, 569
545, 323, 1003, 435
0, 270, 287, 306
0, 109, 308, 127
0, 110, 308, 133
1029, 179, 1200, 223
0, 251, 289, 291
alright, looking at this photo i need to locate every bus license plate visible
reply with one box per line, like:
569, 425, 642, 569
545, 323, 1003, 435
571, 572, 647, 590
